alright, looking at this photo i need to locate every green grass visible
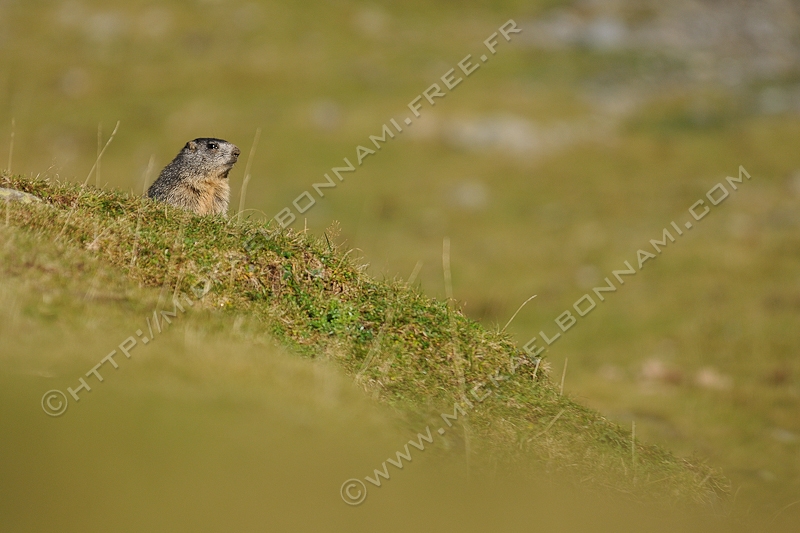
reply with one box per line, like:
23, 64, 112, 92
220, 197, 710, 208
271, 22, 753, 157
1, 172, 726, 507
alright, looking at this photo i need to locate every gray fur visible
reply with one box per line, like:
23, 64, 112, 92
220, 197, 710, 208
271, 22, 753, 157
147, 138, 240, 216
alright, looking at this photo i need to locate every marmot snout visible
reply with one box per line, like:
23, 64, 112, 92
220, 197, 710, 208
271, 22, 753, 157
147, 138, 240, 216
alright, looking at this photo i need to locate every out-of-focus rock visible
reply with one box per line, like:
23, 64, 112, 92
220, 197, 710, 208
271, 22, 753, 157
449, 180, 489, 211
0, 188, 42, 204
640, 357, 683, 385
518, 1, 800, 84
309, 100, 342, 132
695, 366, 733, 390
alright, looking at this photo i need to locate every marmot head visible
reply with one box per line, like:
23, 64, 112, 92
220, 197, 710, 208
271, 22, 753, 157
179, 138, 241, 180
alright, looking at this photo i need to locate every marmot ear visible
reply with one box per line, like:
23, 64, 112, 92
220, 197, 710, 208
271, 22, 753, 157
186, 141, 198, 151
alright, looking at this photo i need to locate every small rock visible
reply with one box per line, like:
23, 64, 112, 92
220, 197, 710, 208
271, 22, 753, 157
771, 428, 798, 443
0, 188, 42, 204
758, 469, 777, 482
585, 16, 627, 51
575, 264, 601, 288
598, 364, 623, 381
309, 100, 341, 132
695, 366, 733, 390
640, 357, 683, 385
353, 6, 389, 39
449, 180, 488, 211
60, 67, 91, 98
449, 115, 541, 154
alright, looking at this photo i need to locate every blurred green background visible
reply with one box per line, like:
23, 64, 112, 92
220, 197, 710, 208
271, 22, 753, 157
1, 0, 799, 525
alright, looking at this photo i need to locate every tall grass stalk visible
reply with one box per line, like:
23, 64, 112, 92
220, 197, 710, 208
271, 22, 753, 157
83, 120, 120, 187
237, 127, 262, 220
7, 118, 14, 173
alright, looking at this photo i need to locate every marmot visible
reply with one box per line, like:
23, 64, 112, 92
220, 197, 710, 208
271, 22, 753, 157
147, 138, 240, 216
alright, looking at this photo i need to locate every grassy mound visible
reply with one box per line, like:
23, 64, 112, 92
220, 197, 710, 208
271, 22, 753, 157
1, 173, 726, 502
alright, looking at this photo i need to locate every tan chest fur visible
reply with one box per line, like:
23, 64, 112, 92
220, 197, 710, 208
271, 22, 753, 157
190, 178, 230, 216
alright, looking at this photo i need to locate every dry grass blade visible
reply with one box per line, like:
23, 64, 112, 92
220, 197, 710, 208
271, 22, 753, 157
631, 420, 636, 481
130, 155, 156, 268
501, 294, 537, 332
442, 237, 453, 302
407, 260, 423, 285
532, 358, 541, 381
58, 121, 121, 242
7, 118, 14, 174
769, 499, 800, 525
535, 409, 565, 438
83, 120, 120, 187
238, 127, 262, 220
96, 123, 102, 188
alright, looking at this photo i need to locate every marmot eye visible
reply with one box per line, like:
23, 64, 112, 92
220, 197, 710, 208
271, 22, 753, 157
207, 142, 219, 150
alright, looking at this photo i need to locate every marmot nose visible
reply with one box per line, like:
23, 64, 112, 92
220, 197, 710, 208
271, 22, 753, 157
232, 147, 241, 158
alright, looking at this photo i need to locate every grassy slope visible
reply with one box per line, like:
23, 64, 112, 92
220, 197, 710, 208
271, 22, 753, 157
2, 172, 725, 502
